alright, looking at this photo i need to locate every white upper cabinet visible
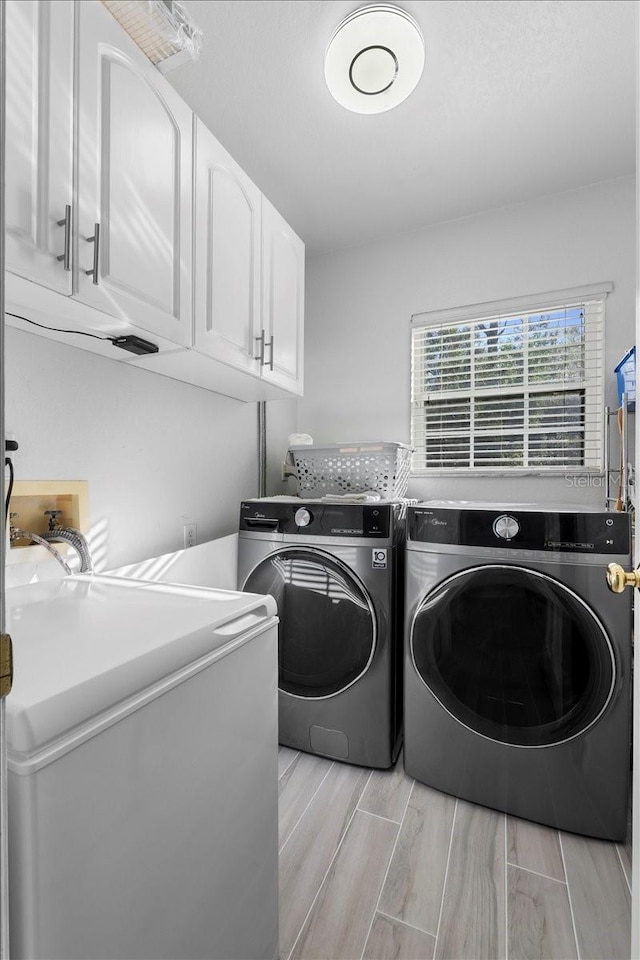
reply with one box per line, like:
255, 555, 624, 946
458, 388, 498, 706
193, 119, 262, 373
5, 0, 304, 397
75, 0, 192, 346
5, 0, 74, 295
261, 198, 304, 395
189, 121, 304, 397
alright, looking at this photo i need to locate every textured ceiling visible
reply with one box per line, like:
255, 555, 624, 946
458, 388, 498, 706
170, 1, 636, 255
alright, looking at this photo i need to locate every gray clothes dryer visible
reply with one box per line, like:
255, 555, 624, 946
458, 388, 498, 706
238, 499, 405, 768
404, 503, 632, 841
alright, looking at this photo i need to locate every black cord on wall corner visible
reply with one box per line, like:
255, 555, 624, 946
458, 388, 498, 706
5, 456, 14, 520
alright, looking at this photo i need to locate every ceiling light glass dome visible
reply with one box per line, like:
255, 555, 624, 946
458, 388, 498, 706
325, 4, 425, 114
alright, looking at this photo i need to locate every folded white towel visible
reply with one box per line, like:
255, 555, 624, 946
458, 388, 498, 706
321, 491, 382, 503
249, 495, 302, 502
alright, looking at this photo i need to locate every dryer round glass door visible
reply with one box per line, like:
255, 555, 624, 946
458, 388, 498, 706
410, 565, 615, 747
244, 548, 377, 699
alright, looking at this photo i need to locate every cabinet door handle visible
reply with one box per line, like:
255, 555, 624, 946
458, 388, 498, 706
265, 335, 274, 371
56, 204, 72, 271
85, 223, 100, 285
254, 330, 265, 364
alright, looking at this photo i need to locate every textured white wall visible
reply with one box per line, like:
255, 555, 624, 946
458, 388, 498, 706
5, 327, 296, 577
299, 177, 636, 507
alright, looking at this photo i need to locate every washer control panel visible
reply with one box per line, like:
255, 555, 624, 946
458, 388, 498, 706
409, 506, 631, 555
239, 501, 394, 538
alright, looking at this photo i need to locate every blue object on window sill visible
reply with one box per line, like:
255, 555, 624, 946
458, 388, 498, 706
615, 346, 635, 410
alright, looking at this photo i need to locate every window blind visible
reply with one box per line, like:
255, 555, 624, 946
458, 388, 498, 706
411, 294, 606, 472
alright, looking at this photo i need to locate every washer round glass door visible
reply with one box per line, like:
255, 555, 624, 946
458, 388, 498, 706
245, 548, 377, 699
411, 565, 615, 747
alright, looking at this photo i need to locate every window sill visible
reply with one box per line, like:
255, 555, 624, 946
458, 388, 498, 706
410, 468, 605, 479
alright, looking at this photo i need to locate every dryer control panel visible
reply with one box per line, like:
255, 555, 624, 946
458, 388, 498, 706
408, 506, 631, 555
239, 500, 394, 538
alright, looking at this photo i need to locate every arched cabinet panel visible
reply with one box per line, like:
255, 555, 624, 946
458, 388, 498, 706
76, 0, 192, 345
5, 0, 74, 295
194, 119, 262, 372
261, 198, 304, 395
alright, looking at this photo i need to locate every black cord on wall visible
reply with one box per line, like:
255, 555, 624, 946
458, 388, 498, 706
5, 456, 14, 520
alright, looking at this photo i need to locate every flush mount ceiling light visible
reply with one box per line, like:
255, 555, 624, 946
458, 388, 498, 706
324, 4, 425, 114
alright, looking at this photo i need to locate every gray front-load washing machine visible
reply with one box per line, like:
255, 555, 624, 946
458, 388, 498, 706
238, 499, 404, 768
404, 502, 632, 840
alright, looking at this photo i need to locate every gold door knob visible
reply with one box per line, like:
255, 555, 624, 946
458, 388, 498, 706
606, 562, 640, 593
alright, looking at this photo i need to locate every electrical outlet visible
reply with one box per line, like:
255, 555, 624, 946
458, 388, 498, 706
183, 523, 197, 548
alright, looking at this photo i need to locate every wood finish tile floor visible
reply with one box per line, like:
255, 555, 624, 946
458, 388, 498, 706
278, 748, 632, 960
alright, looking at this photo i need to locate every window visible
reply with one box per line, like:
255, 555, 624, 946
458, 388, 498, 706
411, 285, 609, 473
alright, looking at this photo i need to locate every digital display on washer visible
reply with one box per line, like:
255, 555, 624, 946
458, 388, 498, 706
408, 507, 631, 555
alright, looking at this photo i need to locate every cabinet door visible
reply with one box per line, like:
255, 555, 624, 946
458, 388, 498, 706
75, 0, 192, 346
261, 198, 304, 394
193, 120, 261, 373
5, 0, 73, 295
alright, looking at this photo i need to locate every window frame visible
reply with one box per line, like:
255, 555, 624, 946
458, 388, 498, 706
410, 283, 611, 477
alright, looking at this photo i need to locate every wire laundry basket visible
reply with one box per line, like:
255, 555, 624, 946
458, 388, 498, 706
289, 441, 413, 499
